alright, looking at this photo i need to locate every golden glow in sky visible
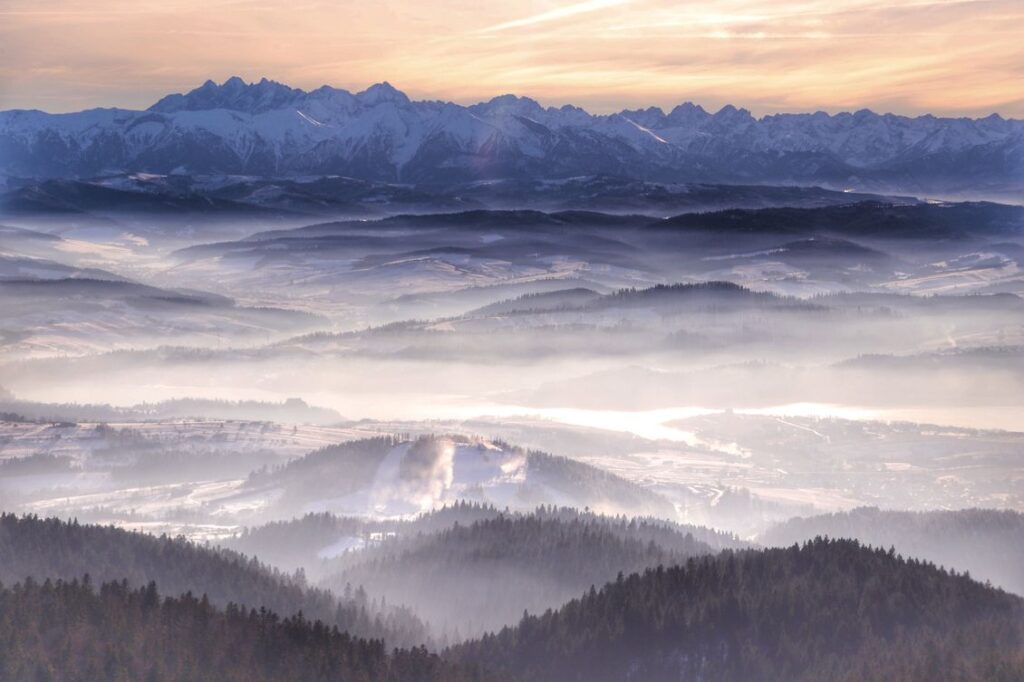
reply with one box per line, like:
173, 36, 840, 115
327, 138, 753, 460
1, 0, 1021, 116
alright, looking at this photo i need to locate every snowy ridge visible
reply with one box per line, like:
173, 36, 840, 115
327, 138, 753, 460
1, 77, 1021, 194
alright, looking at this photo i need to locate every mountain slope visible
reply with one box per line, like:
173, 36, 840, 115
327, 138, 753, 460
0, 275, 324, 358
0, 514, 429, 647
2, 77, 1020, 195
244, 435, 678, 520
760, 507, 1024, 595
0, 175, 906, 223
0, 577, 497, 682
652, 201, 1024, 241
450, 538, 1024, 682
319, 511, 722, 639
222, 504, 742, 580
221, 503, 508, 577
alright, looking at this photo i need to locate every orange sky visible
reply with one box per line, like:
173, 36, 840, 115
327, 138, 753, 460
1, 0, 1021, 116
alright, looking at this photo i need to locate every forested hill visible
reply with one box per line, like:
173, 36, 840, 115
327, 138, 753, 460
320, 512, 719, 639
449, 538, 1024, 682
5, 516, 1023, 681
760, 507, 1024, 595
222, 503, 742, 580
0, 514, 429, 648
0, 577, 500, 682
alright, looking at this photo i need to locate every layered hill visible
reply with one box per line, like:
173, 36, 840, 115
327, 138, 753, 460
450, 538, 1024, 681
0, 274, 325, 358
224, 504, 742, 579
0, 513, 429, 647
319, 510, 736, 639
0, 577, 497, 682
761, 507, 1024, 595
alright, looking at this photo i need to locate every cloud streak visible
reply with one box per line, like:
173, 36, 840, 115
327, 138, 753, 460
479, 0, 630, 32
0, 0, 1020, 117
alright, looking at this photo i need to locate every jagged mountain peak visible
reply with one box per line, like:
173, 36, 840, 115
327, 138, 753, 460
853, 107, 881, 120
671, 101, 706, 113
617, 107, 668, 130
221, 75, 247, 90
663, 102, 709, 126
489, 93, 538, 106
2, 77, 1021, 194
149, 76, 305, 114
356, 81, 411, 106
713, 103, 754, 122
622, 106, 667, 117
471, 93, 546, 117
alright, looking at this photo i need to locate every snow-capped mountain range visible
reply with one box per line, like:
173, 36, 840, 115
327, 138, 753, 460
1, 76, 1020, 196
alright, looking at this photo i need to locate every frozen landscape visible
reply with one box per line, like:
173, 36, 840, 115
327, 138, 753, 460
1, 75, 1023, 680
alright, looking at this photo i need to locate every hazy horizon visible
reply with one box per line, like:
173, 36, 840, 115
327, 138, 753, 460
1, 4, 1023, 678
4, 74, 1023, 122
1, 0, 1022, 117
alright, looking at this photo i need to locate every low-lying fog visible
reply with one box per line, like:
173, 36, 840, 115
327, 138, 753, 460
2, 194, 1022, 540
3, 189, 1022, 644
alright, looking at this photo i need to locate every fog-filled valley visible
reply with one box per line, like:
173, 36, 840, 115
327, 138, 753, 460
2, 77, 1024, 679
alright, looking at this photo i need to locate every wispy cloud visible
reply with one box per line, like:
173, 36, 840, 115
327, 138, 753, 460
0, 0, 1020, 117
479, 0, 630, 33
